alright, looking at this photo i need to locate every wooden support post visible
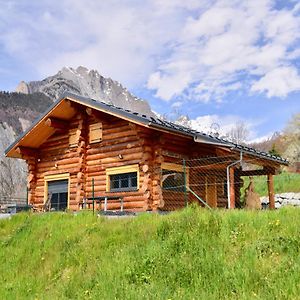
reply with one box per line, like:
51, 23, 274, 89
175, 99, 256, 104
207, 176, 217, 208
267, 174, 275, 209
229, 168, 235, 209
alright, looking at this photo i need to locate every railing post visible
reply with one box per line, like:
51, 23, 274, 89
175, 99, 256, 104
183, 159, 188, 207
26, 187, 28, 206
92, 178, 95, 215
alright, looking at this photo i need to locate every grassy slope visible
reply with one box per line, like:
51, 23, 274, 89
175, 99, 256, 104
1, 208, 300, 299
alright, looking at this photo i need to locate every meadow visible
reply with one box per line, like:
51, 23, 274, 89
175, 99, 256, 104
241, 171, 300, 197
1, 206, 300, 299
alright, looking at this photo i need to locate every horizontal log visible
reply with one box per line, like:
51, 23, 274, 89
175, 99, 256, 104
36, 163, 80, 173
85, 166, 105, 173
100, 153, 143, 165
237, 167, 276, 176
86, 140, 140, 155
45, 117, 69, 130
103, 124, 133, 135
86, 146, 143, 161
97, 135, 139, 148
16, 146, 38, 158
40, 144, 69, 153
39, 157, 79, 168
40, 135, 69, 146
102, 129, 137, 140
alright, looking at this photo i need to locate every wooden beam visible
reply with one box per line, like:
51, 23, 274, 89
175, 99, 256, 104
229, 168, 235, 209
16, 146, 38, 158
238, 166, 277, 177
267, 174, 275, 209
45, 117, 69, 130
86, 107, 93, 116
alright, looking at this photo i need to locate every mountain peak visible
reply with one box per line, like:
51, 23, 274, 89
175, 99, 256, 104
15, 66, 154, 116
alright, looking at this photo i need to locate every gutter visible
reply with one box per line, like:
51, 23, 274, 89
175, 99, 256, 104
226, 151, 243, 209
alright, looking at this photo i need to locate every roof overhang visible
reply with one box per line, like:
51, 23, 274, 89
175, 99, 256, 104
5, 92, 289, 166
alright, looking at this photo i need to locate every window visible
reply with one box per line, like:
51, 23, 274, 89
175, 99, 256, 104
48, 180, 68, 211
162, 169, 185, 192
161, 163, 189, 192
89, 122, 102, 144
44, 173, 70, 210
110, 172, 137, 192
106, 165, 139, 192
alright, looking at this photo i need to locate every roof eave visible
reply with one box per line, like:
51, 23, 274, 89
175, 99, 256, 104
5, 93, 68, 157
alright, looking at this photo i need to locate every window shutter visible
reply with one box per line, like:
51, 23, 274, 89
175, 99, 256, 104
69, 129, 78, 147
89, 123, 102, 144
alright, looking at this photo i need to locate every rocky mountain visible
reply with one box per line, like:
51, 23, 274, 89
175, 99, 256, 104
16, 66, 154, 116
0, 92, 54, 201
0, 91, 53, 135
1, 66, 156, 201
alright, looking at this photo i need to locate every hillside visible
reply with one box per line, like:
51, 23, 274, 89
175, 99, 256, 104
1, 207, 300, 299
0, 91, 52, 134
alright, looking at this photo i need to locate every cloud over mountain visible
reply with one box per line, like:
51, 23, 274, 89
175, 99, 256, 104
1, 0, 299, 103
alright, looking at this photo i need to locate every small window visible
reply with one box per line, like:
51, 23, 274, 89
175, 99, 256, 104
69, 129, 78, 147
106, 164, 139, 192
110, 172, 137, 192
89, 123, 102, 144
161, 163, 189, 192
162, 169, 185, 192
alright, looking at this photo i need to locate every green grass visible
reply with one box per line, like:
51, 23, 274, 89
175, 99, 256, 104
1, 207, 300, 299
241, 171, 300, 197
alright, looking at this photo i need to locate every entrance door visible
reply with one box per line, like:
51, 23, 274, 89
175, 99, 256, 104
48, 180, 68, 211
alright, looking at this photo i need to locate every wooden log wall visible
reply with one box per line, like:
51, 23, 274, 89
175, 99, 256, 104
25, 156, 37, 207
28, 108, 157, 211
84, 113, 150, 211
33, 114, 85, 210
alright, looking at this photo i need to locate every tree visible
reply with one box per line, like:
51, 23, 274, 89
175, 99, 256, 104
269, 143, 281, 156
283, 113, 300, 164
223, 121, 249, 145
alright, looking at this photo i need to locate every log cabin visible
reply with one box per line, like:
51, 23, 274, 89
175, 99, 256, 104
5, 92, 288, 212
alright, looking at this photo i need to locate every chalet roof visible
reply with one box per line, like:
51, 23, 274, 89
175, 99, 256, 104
5, 92, 288, 165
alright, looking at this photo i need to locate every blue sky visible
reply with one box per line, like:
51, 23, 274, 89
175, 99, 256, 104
0, 0, 299, 141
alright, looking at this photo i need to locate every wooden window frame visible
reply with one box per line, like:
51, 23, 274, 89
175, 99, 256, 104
44, 173, 70, 209
161, 162, 189, 192
106, 164, 139, 192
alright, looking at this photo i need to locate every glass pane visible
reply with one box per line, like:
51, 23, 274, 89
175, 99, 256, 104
50, 193, 59, 210
121, 177, 129, 188
111, 178, 120, 189
59, 192, 68, 210
130, 175, 137, 188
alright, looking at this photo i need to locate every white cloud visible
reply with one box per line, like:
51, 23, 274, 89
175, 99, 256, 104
251, 66, 300, 97
0, 0, 299, 101
189, 114, 263, 142
171, 101, 183, 108
147, 0, 300, 101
